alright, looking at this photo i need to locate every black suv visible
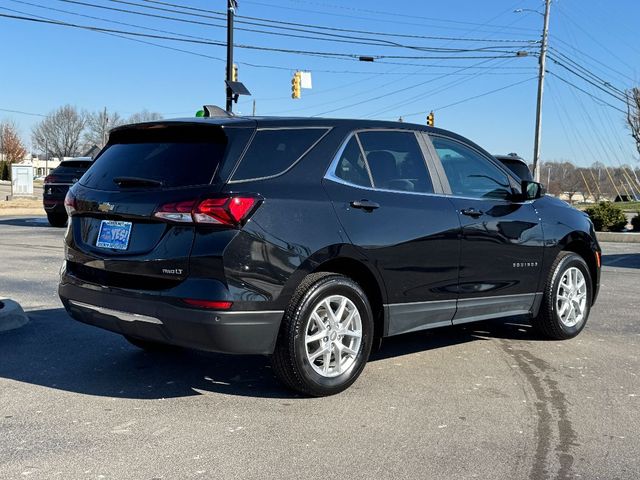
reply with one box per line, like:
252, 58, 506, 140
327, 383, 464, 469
43, 157, 93, 227
494, 153, 533, 181
59, 117, 600, 396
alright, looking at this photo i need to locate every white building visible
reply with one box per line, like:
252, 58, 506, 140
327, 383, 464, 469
29, 156, 63, 177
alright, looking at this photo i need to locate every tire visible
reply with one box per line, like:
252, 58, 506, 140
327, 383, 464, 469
47, 212, 68, 228
532, 251, 592, 340
124, 335, 175, 352
271, 272, 374, 396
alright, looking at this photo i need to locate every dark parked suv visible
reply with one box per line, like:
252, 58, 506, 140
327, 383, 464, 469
59, 116, 600, 396
43, 157, 93, 227
494, 153, 533, 181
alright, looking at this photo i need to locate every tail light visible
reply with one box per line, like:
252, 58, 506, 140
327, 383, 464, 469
64, 189, 77, 216
154, 196, 259, 227
44, 175, 59, 184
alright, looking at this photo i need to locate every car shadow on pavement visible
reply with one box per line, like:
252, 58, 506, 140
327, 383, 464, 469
0, 308, 542, 400
0, 217, 55, 229
601, 253, 640, 269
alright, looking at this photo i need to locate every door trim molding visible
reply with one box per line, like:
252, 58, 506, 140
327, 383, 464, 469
385, 299, 456, 337
384, 292, 543, 337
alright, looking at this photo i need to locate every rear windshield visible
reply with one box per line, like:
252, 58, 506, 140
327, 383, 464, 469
80, 125, 229, 190
59, 160, 93, 169
231, 128, 329, 181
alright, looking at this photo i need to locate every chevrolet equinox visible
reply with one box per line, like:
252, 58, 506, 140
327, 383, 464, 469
59, 115, 601, 396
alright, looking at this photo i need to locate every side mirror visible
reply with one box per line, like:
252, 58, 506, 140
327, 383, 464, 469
520, 180, 544, 200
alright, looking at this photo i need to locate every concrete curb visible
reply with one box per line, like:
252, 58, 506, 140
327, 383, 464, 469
597, 232, 640, 243
0, 299, 29, 332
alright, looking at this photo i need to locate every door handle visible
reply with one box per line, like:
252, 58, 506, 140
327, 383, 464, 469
460, 207, 483, 218
350, 200, 380, 211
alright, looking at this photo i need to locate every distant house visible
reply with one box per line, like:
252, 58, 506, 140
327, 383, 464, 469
26, 155, 61, 177
21, 145, 100, 177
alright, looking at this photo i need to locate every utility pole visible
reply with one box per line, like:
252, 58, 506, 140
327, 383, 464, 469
225, 0, 237, 113
252, 99, 256, 116
102, 107, 108, 148
532, 0, 552, 183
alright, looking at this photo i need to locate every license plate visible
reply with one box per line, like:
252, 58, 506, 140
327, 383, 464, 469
96, 220, 132, 250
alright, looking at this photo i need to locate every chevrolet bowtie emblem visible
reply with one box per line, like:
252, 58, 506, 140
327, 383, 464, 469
98, 202, 115, 213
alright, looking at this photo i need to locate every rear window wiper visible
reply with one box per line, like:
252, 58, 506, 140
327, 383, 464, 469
113, 176, 164, 188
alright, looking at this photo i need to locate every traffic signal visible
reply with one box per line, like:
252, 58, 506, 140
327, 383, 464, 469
427, 111, 435, 127
291, 71, 301, 99
226, 64, 238, 82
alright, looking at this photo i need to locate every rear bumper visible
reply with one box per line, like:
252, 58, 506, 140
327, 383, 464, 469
59, 273, 283, 355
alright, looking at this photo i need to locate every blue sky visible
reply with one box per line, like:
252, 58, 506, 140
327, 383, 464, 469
0, 0, 638, 167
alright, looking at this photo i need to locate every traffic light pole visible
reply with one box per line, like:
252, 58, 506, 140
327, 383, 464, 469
532, 0, 551, 183
225, 0, 236, 113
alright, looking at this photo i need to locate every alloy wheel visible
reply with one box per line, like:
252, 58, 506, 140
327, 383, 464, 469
304, 295, 363, 378
555, 266, 588, 328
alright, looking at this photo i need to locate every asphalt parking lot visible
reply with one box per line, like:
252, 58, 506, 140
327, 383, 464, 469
0, 217, 638, 480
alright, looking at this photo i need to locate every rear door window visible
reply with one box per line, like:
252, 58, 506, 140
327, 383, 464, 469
80, 125, 231, 191
334, 136, 372, 188
231, 128, 329, 182
357, 131, 434, 193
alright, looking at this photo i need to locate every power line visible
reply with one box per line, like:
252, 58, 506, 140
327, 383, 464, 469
554, 2, 636, 77
240, 0, 539, 34
0, 12, 532, 61
139, 0, 538, 45
0, 108, 46, 117
557, 19, 637, 173
55, 0, 536, 54
549, 47, 626, 97
551, 36, 637, 85
364, 58, 517, 118
287, 3, 539, 117
0, 5, 535, 77
546, 72, 626, 114
263, 0, 539, 31
10, 0, 217, 42
547, 54, 627, 104
399, 76, 538, 118
0, 5, 537, 112
312, 57, 506, 116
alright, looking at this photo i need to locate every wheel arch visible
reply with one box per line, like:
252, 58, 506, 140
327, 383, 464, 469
558, 232, 600, 304
313, 256, 387, 341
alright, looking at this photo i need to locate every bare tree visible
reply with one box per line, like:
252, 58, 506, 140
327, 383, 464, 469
627, 87, 640, 156
127, 109, 163, 124
561, 163, 584, 203
544, 161, 583, 202
32, 105, 87, 159
0, 120, 27, 164
84, 107, 124, 148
